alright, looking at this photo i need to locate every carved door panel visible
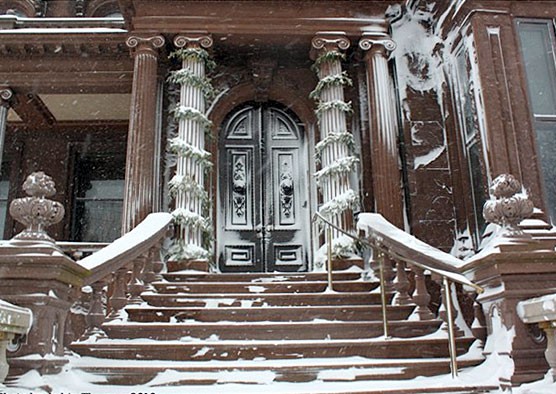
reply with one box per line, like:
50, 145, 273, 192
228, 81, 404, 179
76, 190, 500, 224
218, 104, 309, 272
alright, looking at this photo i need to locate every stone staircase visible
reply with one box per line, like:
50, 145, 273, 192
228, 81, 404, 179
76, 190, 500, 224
69, 269, 494, 392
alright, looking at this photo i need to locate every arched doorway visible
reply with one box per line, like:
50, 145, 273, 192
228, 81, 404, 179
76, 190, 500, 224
217, 102, 310, 272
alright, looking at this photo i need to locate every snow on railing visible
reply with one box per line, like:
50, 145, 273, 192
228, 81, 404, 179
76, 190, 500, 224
79, 212, 172, 285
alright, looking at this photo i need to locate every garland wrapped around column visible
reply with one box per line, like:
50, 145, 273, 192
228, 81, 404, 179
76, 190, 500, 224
311, 33, 360, 257
167, 34, 215, 261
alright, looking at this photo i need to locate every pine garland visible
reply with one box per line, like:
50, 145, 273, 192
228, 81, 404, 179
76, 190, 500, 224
315, 156, 359, 186
311, 50, 346, 73
169, 138, 212, 169
172, 208, 212, 234
318, 189, 360, 219
170, 48, 216, 72
168, 174, 209, 201
168, 241, 211, 261
171, 106, 213, 132
309, 72, 353, 101
167, 69, 215, 101
315, 100, 353, 118
314, 131, 355, 163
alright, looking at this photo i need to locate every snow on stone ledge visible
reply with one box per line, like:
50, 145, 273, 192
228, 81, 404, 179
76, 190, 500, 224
517, 293, 556, 324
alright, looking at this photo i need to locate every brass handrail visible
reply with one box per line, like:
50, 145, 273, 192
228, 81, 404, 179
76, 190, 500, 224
313, 211, 483, 379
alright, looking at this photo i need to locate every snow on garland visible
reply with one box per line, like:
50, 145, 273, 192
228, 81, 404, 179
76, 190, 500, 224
314, 156, 359, 186
309, 71, 353, 101
318, 189, 359, 219
168, 175, 209, 203
315, 99, 353, 118
168, 137, 212, 169
311, 50, 346, 72
167, 68, 215, 102
314, 131, 355, 163
172, 207, 212, 234
170, 47, 216, 72
171, 106, 213, 133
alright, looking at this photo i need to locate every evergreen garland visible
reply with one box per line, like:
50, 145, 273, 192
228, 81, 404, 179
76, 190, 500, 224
169, 138, 212, 169
172, 208, 212, 234
314, 131, 355, 163
315, 100, 353, 118
168, 174, 209, 202
171, 106, 213, 133
309, 72, 353, 101
311, 50, 346, 73
167, 69, 216, 101
318, 189, 360, 219
314, 156, 359, 186
170, 47, 216, 72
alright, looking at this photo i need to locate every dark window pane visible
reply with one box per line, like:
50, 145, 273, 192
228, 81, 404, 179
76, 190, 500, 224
534, 120, 556, 221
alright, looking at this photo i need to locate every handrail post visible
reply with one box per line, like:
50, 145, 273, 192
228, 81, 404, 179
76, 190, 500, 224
443, 276, 458, 378
378, 250, 390, 339
327, 225, 333, 292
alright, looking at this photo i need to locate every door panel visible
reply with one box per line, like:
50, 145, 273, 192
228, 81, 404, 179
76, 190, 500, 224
218, 103, 309, 272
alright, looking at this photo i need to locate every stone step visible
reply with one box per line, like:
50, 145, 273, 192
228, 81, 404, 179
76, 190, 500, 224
71, 336, 475, 361
141, 291, 391, 308
126, 304, 415, 323
163, 271, 365, 283
102, 319, 441, 340
73, 356, 486, 386
152, 280, 377, 294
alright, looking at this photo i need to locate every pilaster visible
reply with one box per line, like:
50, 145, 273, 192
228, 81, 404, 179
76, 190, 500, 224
359, 33, 404, 229
122, 35, 165, 233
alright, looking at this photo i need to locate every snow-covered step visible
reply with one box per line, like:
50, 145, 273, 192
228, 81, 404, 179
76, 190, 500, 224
141, 291, 392, 307
126, 304, 415, 323
71, 355, 486, 386
152, 280, 377, 294
71, 336, 476, 361
102, 319, 442, 341
164, 271, 365, 283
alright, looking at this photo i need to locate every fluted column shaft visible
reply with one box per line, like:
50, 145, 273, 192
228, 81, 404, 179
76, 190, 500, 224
122, 35, 165, 233
0, 89, 13, 171
311, 33, 357, 239
360, 34, 404, 229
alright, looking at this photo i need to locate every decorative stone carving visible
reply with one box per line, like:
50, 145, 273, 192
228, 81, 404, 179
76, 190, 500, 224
483, 174, 534, 237
75, 0, 87, 16
0, 88, 13, 105
359, 35, 397, 54
126, 35, 165, 53
232, 156, 247, 218
9, 172, 64, 242
30, 0, 46, 16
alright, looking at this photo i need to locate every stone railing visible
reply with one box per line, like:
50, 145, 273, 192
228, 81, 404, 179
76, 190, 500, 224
0, 300, 32, 382
0, 172, 173, 375
517, 294, 556, 381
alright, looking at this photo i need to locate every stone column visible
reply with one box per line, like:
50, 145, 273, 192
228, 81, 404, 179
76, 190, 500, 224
168, 33, 214, 260
359, 33, 404, 229
0, 88, 13, 169
122, 35, 165, 233
311, 32, 359, 239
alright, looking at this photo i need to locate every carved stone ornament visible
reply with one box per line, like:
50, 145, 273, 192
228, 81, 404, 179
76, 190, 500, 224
9, 172, 65, 242
359, 34, 397, 54
174, 34, 213, 49
126, 35, 165, 51
311, 33, 350, 51
483, 174, 534, 237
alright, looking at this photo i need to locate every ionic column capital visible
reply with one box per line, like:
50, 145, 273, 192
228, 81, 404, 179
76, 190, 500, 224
174, 33, 213, 49
0, 88, 14, 108
311, 32, 350, 52
126, 35, 165, 56
359, 33, 396, 57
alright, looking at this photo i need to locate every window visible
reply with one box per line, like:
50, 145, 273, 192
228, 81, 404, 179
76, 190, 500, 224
71, 153, 125, 242
517, 20, 556, 222
450, 43, 488, 245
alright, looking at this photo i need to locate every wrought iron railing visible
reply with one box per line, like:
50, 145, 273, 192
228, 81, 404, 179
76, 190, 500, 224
313, 211, 483, 379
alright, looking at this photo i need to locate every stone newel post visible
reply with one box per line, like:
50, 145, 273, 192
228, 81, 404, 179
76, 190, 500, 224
122, 35, 165, 233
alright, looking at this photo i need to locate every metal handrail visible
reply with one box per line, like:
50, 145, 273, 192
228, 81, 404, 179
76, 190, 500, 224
313, 211, 483, 379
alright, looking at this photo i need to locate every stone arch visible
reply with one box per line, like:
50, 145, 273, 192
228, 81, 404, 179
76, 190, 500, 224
85, 0, 121, 17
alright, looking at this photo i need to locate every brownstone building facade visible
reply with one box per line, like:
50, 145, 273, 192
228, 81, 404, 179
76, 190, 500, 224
1, 0, 556, 391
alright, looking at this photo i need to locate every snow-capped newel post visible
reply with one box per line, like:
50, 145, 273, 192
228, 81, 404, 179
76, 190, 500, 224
0, 172, 88, 374
310, 32, 360, 258
167, 33, 215, 266
461, 173, 556, 385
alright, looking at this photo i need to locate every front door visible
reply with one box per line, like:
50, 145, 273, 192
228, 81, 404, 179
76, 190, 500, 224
217, 103, 310, 272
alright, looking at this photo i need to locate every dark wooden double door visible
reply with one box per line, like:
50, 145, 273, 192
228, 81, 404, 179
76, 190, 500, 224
217, 103, 309, 272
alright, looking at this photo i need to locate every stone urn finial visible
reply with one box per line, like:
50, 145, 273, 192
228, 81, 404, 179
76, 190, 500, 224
9, 172, 65, 242
483, 174, 534, 237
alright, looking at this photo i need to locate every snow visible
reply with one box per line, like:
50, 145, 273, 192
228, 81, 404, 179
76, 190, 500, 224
78, 212, 172, 272
0, 28, 127, 34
